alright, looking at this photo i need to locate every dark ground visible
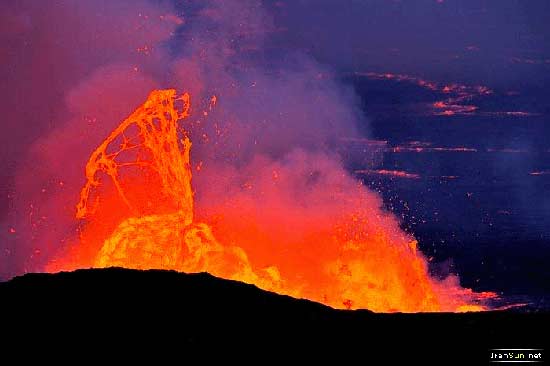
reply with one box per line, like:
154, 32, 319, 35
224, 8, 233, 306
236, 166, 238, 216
1, 267, 547, 363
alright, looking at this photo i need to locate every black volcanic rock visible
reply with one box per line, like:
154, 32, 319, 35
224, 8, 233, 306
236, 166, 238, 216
1, 268, 548, 362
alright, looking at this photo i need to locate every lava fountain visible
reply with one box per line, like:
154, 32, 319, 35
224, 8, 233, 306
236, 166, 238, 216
47, 89, 495, 312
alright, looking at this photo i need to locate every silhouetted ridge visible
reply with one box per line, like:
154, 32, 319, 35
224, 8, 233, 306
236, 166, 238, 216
1, 268, 547, 362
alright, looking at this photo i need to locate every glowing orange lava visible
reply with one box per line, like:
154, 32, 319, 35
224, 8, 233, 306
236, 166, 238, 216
355, 169, 420, 179
47, 89, 495, 312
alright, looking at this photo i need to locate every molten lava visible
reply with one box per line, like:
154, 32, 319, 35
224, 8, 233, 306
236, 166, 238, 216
47, 89, 495, 312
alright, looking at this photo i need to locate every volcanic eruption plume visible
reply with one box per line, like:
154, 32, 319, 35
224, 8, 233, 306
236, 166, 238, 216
45, 89, 494, 312
2, 0, 497, 312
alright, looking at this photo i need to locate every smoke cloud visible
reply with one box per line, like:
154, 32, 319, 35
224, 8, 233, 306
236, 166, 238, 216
1, 0, 370, 280
1, 0, 179, 277
1, 0, 484, 311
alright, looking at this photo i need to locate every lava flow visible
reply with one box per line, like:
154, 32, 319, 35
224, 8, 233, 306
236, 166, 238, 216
47, 89, 495, 312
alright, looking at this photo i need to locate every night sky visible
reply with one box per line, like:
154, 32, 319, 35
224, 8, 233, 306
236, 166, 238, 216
1, 0, 549, 304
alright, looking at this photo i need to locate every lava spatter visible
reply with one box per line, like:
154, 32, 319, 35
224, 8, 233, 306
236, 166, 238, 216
47, 89, 496, 312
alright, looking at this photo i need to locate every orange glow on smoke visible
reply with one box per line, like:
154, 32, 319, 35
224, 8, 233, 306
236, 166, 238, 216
47, 89, 495, 312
